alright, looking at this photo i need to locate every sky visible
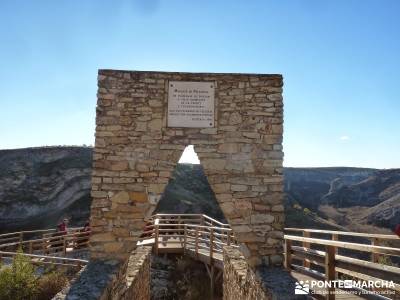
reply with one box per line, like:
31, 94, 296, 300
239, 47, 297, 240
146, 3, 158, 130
0, 1, 399, 168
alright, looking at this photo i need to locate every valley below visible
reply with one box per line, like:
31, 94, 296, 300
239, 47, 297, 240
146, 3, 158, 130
0, 146, 399, 236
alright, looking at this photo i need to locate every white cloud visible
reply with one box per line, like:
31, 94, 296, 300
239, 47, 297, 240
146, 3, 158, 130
339, 135, 350, 141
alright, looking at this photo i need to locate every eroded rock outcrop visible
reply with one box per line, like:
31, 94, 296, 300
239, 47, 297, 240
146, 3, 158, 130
0, 146, 92, 231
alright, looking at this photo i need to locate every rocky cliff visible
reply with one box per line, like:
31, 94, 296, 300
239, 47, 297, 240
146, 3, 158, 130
320, 169, 400, 229
285, 167, 400, 231
321, 169, 400, 207
284, 167, 376, 210
155, 163, 225, 221
0, 147, 399, 233
0, 147, 92, 232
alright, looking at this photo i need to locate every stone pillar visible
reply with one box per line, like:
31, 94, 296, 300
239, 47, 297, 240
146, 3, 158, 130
90, 70, 284, 266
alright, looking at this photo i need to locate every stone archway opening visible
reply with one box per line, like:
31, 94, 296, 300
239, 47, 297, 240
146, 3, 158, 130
154, 145, 226, 222
149, 145, 227, 300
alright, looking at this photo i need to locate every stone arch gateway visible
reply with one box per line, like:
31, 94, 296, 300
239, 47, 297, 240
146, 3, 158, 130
90, 70, 284, 267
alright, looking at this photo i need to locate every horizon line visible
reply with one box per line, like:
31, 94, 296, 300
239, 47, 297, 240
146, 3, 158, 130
1, 145, 398, 170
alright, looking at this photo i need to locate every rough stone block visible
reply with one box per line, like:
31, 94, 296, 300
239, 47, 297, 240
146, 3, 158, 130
251, 214, 274, 224
112, 191, 130, 204
218, 143, 239, 153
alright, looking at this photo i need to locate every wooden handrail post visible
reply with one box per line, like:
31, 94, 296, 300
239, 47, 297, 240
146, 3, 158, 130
154, 221, 159, 255
325, 245, 336, 300
178, 215, 181, 235
195, 226, 199, 258
370, 238, 380, 294
201, 215, 204, 226
303, 231, 311, 269
63, 237, 67, 256
371, 238, 380, 263
227, 230, 231, 246
332, 234, 339, 279
29, 241, 33, 254
19, 232, 23, 244
183, 225, 187, 253
210, 228, 214, 260
284, 239, 292, 271
331, 234, 338, 252
42, 239, 46, 255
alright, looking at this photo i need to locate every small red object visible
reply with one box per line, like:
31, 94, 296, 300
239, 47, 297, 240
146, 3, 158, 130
395, 224, 400, 237
58, 222, 67, 233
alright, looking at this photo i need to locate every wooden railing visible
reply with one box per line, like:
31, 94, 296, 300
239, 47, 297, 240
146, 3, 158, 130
0, 227, 91, 256
0, 228, 57, 245
285, 228, 400, 299
138, 214, 237, 261
0, 251, 87, 268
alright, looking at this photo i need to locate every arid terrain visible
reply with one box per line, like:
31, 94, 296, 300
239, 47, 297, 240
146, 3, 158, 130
1, 147, 399, 236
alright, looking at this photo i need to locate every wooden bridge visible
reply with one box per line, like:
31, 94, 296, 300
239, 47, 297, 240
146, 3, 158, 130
1, 215, 400, 299
137, 213, 238, 290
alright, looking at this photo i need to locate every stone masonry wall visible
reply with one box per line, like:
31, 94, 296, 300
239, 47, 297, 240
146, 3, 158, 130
91, 70, 284, 267
55, 246, 152, 300
114, 246, 151, 300
223, 246, 308, 300
223, 246, 270, 300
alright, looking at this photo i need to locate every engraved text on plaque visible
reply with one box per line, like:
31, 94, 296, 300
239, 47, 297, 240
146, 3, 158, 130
167, 81, 215, 128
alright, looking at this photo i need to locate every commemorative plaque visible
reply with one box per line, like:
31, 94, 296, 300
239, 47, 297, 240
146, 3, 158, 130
167, 81, 215, 128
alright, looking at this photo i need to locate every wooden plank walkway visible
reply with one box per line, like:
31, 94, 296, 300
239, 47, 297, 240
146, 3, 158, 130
137, 214, 236, 272
139, 236, 225, 269
185, 243, 224, 269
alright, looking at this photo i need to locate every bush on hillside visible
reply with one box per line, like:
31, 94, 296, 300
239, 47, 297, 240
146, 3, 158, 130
0, 250, 69, 300
0, 250, 38, 300
36, 271, 69, 299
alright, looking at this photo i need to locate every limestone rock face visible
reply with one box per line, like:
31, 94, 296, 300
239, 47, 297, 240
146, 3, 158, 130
284, 167, 400, 230
284, 167, 376, 210
0, 146, 92, 231
321, 169, 400, 207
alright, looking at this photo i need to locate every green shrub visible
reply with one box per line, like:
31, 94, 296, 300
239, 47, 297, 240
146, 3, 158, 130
0, 250, 38, 300
0, 250, 69, 300
377, 255, 397, 267
36, 271, 68, 299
